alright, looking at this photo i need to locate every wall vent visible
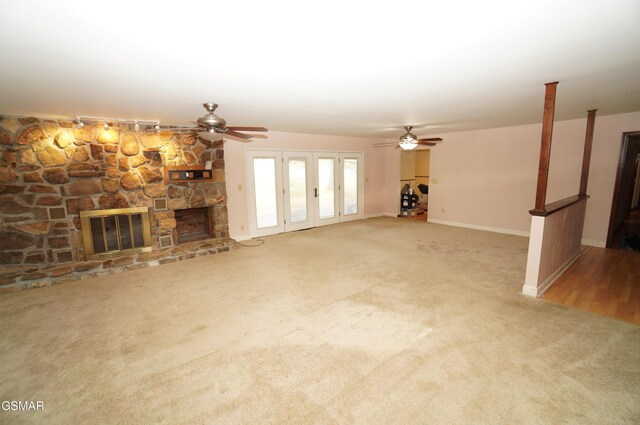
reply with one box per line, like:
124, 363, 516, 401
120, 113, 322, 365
159, 235, 174, 248
54, 249, 74, 263
48, 206, 67, 221
153, 198, 168, 211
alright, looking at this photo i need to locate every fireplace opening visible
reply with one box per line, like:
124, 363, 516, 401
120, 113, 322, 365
175, 207, 214, 244
80, 207, 152, 259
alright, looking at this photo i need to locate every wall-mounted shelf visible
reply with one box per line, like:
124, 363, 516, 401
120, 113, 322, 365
164, 165, 213, 183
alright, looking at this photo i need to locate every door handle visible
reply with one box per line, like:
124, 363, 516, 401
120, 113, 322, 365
314, 188, 318, 198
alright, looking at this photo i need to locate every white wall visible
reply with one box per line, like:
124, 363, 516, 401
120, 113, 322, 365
225, 111, 640, 245
224, 131, 387, 240
423, 111, 640, 245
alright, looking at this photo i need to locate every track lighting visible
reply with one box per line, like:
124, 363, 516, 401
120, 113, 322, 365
72, 116, 160, 132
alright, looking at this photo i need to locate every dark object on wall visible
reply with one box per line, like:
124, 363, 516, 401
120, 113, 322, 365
418, 184, 429, 195
164, 166, 213, 183
623, 232, 640, 251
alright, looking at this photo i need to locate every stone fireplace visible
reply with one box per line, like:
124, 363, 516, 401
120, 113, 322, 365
0, 115, 234, 292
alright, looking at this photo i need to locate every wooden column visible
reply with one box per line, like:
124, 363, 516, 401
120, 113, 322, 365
579, 109, 597, 196
533, 81, 559, 213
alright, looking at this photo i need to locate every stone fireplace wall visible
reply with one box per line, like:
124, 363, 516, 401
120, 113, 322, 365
0, 115, 232, 291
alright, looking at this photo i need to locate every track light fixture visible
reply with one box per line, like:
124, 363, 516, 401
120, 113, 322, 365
72, 116, 161, 132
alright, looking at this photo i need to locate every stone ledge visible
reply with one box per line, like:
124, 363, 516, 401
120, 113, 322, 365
0, 237, 236, 293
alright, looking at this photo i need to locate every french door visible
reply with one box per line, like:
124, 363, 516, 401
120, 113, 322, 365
246, 150, 363, 237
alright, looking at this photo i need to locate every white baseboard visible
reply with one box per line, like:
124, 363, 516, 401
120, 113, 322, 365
231, 234, 251, 241
581, 238, 605, 248
428, 219, 530, 238
365, 213, 398, 219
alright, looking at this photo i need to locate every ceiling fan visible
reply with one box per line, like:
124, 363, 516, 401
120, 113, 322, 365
173, 102, 268, 142
373, 126, 443, 150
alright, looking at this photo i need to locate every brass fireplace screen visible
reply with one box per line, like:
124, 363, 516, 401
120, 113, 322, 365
80, 207, 152, 259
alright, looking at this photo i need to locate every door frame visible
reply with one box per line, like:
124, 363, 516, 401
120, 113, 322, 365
313, 152, 341, 227
245, 150, 285, 238
339, 152, 365, 223
283, 151, 315, 232
606, 131, 640, 247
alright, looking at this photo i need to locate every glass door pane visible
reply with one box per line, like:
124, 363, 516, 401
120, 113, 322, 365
246, 151, 284, 238
253, 157, 278, 229
288, 159, 308, 223
90, 217, 106, 254
318, 158, 335, 219
314, 153, 340, 226
104, 215, 119, 251
343, 158, 358, 215
283, 152, 314, 232
339, 153, 364, 222
118, 215, 133, 250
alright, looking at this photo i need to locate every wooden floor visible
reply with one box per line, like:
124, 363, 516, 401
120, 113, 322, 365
544, 246, 640, 325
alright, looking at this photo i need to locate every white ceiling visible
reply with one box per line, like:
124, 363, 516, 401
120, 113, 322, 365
1, 0, 639, 139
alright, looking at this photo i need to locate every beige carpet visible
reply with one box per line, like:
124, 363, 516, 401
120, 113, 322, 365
1, 217, 639, 424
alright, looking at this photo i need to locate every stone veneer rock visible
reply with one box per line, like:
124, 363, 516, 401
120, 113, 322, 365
0, 115, 232, 292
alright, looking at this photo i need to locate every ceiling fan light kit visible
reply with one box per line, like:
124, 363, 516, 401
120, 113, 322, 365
399, 139, 419, 150
373, 125, 444, 150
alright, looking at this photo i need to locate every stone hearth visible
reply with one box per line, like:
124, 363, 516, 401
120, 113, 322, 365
0, 115, 234, 292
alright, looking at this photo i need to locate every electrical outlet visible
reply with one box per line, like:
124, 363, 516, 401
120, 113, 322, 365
432, 178, 439, 184
441, 208, 445, 214
238, 184, 242, 191
365, 177, 369, 183
240, 225, 245, 231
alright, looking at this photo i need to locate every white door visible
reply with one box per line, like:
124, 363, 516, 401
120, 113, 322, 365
340, 152, 364, 222
247, 150, 364, 237
314, 153, 341, 226
282, 152, 314, 231
246, 151, 285, 237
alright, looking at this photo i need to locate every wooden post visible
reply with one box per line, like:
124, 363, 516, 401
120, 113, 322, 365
533, 81, 559, 213
579, 109, 597, 196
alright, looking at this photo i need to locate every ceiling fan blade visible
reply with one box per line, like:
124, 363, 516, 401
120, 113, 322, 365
417, 137, 443, 142
226, 126, 268, 132
190, 121, 208, 128
417, 141, 440, 146
225, 129, 252, 140
373, 143, 399, 147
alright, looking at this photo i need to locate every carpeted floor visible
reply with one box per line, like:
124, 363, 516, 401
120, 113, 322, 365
1, 217, 639, 424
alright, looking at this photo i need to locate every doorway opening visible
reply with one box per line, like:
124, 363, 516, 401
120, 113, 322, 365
399, 149, 430, 220
606, 131, 640, 249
